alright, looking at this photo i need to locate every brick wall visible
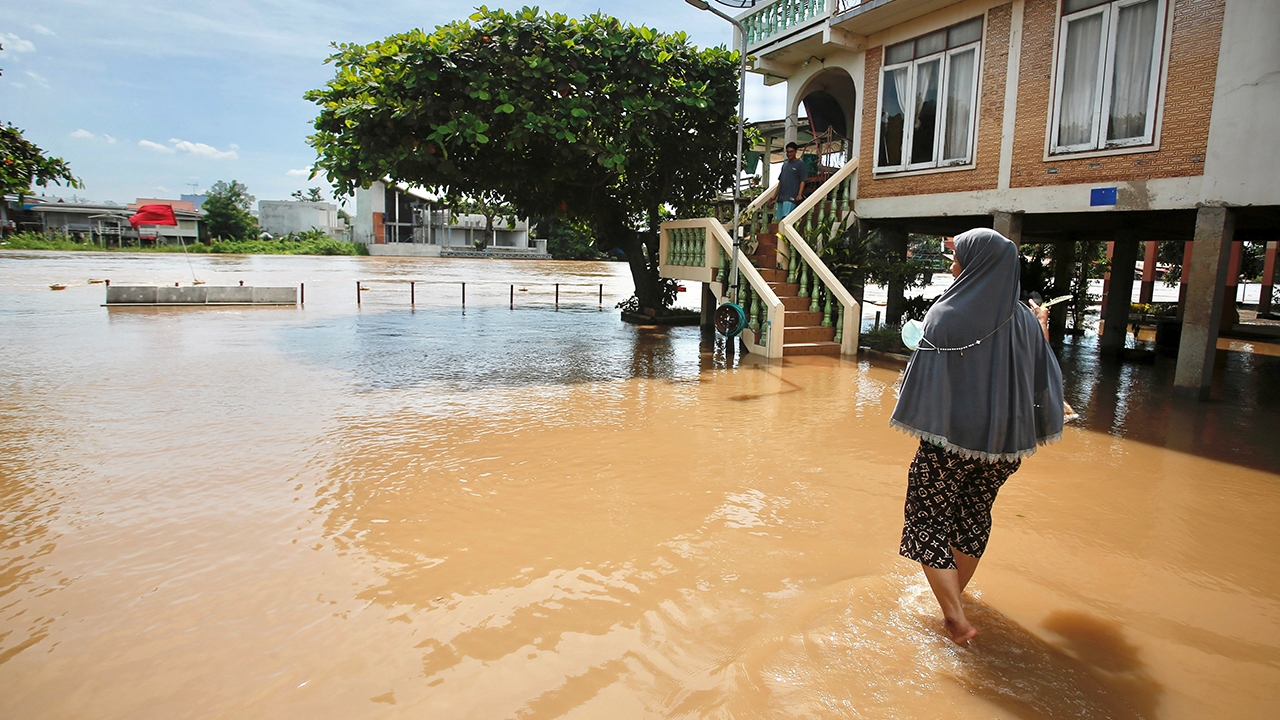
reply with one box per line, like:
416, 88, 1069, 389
859, 3, 1012, 199
1009, 0, 1224, 188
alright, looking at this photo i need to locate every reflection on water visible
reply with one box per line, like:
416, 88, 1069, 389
1, 251, 1278, 719
1059, 334, 1280, 472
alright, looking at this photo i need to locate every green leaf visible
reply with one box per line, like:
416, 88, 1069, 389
496, 103, 515, 113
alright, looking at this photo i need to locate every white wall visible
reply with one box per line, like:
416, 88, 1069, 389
1201, 0, 1280, 207
258, 200, 341, 237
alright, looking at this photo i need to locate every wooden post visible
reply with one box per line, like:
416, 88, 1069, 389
599, 283, 603, 308
1259, 240, 1278, 316
555, 283, 559, 309
1139, 240, 1158, 304
410, 281, 415, 306
357, 280, 361, 306
300, 283, 304, 305
1177, 240, 1193, 320
510, 284, 514, 309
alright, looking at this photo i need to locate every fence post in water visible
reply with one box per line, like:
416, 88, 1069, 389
555, 283, 559, 309
874, 311, 880, 330
599, 283, 603, 308
461, 282, 466, 308
357, 280, 362, 306
510, 284, 514, 309
410, 281, 415, 306
300, 283, 305, 305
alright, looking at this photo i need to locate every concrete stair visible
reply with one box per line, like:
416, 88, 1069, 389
739, 224, 840, 357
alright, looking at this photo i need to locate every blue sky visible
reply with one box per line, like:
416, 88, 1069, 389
0, 0, 786, 209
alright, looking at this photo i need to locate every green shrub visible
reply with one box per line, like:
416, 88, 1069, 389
861, 325, 905, 353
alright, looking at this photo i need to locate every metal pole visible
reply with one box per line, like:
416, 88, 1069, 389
357, 280, 361, 306
411, 281, 415, 306
695, 3, 748, 307
510, 284, 514, 309
555, 283, 560, 309
462, 282, 466, 307
300, 282, 304, 305
599, 283, 603, 308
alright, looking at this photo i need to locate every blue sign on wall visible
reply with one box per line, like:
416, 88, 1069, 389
1090, 187, 1118, 206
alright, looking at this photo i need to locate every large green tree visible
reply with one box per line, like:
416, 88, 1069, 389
203, 180, 258, 241
306, 7, 739, 313
1, 123, 82, 199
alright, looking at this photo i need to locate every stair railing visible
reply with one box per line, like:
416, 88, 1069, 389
659, 217, 785, 358
777, 156, 861, 355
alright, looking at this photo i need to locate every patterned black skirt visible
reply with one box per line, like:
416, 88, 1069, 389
900, 440, 1021, 570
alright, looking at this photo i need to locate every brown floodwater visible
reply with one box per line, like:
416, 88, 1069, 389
2, 250, 1279, 719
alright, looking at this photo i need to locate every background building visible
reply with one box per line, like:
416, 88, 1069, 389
258, 200, 346, 238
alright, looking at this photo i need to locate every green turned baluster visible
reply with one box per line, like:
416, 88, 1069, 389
834, 301, 844, 344
749, 292, 761, 333
670, 231, 679, 265
797, 260, 810, 298
718, 248, 727, 284
696, 231, 705, 267
810, 277, 821, 312
822, 284, 833, 327
788, 245, 800, 284
681, 231, 691, 265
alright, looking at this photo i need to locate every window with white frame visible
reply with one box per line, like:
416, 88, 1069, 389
876, 17, 983, 173
1051, 0, 1166, 154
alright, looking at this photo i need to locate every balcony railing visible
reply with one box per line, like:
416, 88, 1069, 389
740, 0, 831, 49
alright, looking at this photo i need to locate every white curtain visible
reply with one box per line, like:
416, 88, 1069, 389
943, 49, 976, 161
880, 66, 911, 167
1057, 12, 1105, 148
1108, 0, 1159, 141
911, 59, 939, 164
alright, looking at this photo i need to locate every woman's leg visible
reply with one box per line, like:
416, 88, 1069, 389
901, 442, 976, 644
954, 548, 981, 593
920, 564, 977, 645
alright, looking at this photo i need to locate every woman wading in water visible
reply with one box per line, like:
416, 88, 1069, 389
891, 228, 1064, 645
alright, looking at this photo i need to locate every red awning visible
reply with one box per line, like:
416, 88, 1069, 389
129, 204, 178, 228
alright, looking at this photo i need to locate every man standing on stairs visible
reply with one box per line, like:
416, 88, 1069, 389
776, 142, 808, 220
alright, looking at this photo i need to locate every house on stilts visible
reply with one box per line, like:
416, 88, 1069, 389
659, 0, 1280, 400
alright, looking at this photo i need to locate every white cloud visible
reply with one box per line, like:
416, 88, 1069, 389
229, 143, 239, 149
71, 129, 95, 139
139, 139, 175, 153
10, 81, 26, 88
29, 24, 55, 37
154, 186, 171, 193
1, 33, 36, 53
286, 167, 312, 177
103, 134, 117, 144
25, 70, 50, 88
168, 138, 238, 160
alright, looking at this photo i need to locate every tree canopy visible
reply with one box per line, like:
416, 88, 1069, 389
203, 180, 258, 241
1, 123, 82, 199
291, 187, 326, 202
306, 7, 740, 312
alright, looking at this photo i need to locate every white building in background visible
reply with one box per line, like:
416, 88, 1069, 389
258, 200, 346, 238
353, 180, 549, 258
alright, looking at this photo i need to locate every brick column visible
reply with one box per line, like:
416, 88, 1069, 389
1174, 207, 1235, 400
1139, 240, 1158, 304
1259, 240, 1278, 317
1220, 240, 1242, 330
1100, 235, 1139, 355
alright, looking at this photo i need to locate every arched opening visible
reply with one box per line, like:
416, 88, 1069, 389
792, 67, 858, 179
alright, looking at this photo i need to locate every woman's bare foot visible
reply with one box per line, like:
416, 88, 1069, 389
943, 614, 978, 646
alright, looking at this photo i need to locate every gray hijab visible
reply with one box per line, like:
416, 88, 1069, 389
890, 228, 1064, 462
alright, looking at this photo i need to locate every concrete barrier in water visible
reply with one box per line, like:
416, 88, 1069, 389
106, 285, 298, 306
